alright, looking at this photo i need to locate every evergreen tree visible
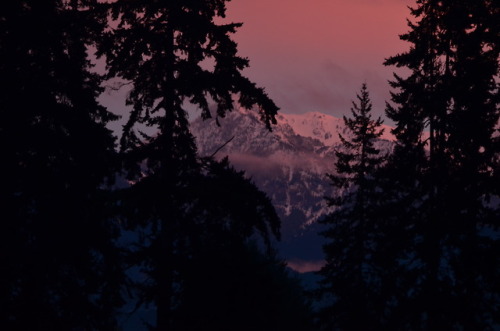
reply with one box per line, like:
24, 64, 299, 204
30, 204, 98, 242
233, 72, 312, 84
317, 84, 386, 330
383, 0, 500, 328
174, 240, 314, 331
0, 1, 123, 329
171, 159, 312, 331
97, 1, 280, 329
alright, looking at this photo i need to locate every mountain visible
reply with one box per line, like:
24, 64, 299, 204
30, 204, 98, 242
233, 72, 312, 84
191, 108, 393, 267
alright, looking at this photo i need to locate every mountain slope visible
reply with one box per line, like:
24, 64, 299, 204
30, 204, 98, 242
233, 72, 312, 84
191, 108, 393, 263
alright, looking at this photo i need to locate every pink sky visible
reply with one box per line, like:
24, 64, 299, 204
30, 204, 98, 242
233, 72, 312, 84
223, 0, 414, 120
100, 0, 414, 127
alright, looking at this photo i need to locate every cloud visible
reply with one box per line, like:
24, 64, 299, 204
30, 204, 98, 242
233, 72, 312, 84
287, 259, 326, 273
227, 153, 284, 175
264, 59, 396, 125
227, 151, 332, 180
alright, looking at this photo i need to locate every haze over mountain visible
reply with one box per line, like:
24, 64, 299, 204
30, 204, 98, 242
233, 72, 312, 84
191, 108, 394, 271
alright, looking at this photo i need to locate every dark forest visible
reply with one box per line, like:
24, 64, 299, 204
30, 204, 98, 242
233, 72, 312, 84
1, 0, 499, 330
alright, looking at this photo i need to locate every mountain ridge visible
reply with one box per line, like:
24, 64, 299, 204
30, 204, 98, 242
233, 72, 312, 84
191, 108, 393, 263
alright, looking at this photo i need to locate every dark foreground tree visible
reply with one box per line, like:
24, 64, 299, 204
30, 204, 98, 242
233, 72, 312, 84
171, 159, 313, 331
382, 0, 500, 328
317, 84, 387, 330
174, 240, 313, 331
97, 1, 281, 329
0, 1, 123, 329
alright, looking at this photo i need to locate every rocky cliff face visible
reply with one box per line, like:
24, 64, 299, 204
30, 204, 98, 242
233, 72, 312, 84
191, 108, 393, 262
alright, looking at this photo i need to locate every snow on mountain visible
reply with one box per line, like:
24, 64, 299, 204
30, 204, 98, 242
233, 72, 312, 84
191, 107, 393, 261
277, 110, 394, 146
276, 111, 344, 147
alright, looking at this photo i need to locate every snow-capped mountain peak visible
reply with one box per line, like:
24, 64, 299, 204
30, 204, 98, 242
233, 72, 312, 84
277, 110, 394, 145
191, 107, 393, 261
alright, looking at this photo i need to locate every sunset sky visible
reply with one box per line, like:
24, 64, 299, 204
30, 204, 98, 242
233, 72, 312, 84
101, 0, 415, 127
223, 0, 414, 121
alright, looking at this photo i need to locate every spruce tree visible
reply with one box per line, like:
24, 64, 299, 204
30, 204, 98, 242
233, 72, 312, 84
97, 1, 280, 329
384, 0, 500, 328
318, 84, 386, 330
0, 1, 122, 329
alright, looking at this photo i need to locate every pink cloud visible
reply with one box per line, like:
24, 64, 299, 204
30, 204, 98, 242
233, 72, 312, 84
287, 259, 326, 273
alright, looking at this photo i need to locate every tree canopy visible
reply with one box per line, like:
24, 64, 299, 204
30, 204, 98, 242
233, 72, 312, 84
381, 0, 500, 327
0, 1, 123, 329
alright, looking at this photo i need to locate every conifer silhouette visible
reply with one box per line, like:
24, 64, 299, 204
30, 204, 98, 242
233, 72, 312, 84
317, 84, 386, 330
0, 1, 123, 329
97, 1, 283, 329
383, 0, 500, 327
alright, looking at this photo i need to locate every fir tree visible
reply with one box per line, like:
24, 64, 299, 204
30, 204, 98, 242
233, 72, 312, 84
384, 0, 500, 328
174, 240, 314, 331
97, 1, 280, 329
317, 84, 386, 330
171, 159, 312, 331
0, 1, 123, 329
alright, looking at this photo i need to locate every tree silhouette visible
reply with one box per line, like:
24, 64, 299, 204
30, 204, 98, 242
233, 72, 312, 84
169, 159, 313, 331
317, 84, 386, 330
97, 1, 281, 329
0, 1, 123, 329
174, 240, 313, 331
383, 0, 500, 327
